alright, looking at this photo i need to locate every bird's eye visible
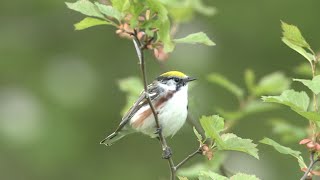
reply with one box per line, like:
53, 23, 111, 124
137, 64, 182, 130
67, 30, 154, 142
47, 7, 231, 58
174, 78, 180, 83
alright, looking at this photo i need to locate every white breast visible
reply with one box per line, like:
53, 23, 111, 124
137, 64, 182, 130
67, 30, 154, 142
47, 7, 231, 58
131, 86, 189, 138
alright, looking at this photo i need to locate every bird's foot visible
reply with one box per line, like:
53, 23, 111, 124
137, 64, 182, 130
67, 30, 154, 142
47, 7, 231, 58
155, 127, 162, 135
162, 146, 172, 159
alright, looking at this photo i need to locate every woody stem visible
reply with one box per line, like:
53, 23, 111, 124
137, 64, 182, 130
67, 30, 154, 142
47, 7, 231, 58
131, 30, 176, 180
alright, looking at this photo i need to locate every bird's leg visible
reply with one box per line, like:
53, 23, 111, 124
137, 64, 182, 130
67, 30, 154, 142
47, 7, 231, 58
155, 128, 173, 159
162, 146, 172, 159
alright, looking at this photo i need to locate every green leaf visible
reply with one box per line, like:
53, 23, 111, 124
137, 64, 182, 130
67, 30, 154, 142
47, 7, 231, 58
110, 0, 130, 12
66, 0, 104, 18
221, 133, 259, 159
174, 32, 215, 46
244, 69, 255, 93
294, 75, 320, 94
193, 0, 217, 16
253, 72, 290, 96
230, 173, 260, 180
199, 115, 259, 159
281, 21, 310, 49
118, 77, 143, 115
207, 73, 244, 100
281, 21, 314, 62
260, 137, 307, 168
159, 20, 175, 52
262, 90, 320, 122
200, 115, 225, 146
95, 2, 123, 21
178, 177, 188, 180
269, 119, 307, 143
262, 89, 309, 111
74, 17, 110, 30
199, 171, 228, 180
282, 38, 314, 62
193, 126, 203, 143
293, 63, 313, 77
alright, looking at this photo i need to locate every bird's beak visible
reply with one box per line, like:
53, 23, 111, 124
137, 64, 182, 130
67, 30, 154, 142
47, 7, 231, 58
184, 76, 197, 83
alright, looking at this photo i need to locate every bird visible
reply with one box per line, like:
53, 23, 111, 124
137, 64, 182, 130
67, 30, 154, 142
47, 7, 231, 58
100, 71, 196, 146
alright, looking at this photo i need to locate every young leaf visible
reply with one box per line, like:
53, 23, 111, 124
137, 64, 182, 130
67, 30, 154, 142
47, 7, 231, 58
294, 75, 320, 94
193, 126, 203, 143
281, 22, 314, 62
174, 32, 215, 46
221, 133, 259, 159
262, 89, 309, 112
95, 2, 123, 22
66, 0, 104, 18
281, 21, 310, 49
230, 173, 260, 180
199, 171, 228, 180
253, 72, 290, 96
110, 0, 130, 12
199, 115, 225, 146
178, 177, 189, 180
260, 137, 307, 168
207, 73, 244, 100
74, 17, 110, 30
262, 90, 320, 122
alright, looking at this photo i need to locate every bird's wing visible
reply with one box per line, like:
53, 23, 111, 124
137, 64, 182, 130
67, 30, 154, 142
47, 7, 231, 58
115, 82, 162, 132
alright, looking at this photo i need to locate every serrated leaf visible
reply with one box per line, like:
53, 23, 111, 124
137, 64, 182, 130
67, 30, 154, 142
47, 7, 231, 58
199, 171, 228, 180
193, 126, 203, 143
260, 137, 307, 168
200, 115, 225, 146
74, 17, 110, 30
253, 72, 290, 96
294, 75, 320, 94
262, 90, 320, 122
199, 115, 259, 159
95, 2, 123, 21
282, 38, 314, 62
178, 177, 188, 180
281, 21, 310, 49
221, 133, 259, 159
269, 119, 307, 143
66, 0, 104, 18
230, 173, 260, 180
207, 73, 244, 100
262, 89, 309, 112
118, 77, 143, 115
110, 0, 130, 12
174, 32, 215, 46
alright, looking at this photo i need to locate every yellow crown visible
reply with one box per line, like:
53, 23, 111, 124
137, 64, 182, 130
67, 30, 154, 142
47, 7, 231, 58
160, 71, 187, 78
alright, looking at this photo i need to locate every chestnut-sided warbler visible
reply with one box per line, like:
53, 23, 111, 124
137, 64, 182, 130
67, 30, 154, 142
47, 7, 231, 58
100, 71, 196, 146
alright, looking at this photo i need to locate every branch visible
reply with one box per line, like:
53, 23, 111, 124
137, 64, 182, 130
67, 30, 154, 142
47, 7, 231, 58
300, 152, 319, 180
175, 146, 202, 170
131, 30, 176, 180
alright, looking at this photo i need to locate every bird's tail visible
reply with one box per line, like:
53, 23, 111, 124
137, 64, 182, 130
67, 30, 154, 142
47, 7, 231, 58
100, 132, 127, 146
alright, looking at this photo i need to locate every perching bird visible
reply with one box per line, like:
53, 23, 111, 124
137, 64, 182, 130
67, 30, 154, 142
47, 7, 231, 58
100, 71, 196, 146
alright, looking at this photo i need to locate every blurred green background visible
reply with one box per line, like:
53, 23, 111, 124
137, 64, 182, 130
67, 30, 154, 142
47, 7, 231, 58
1, 0, 320, 179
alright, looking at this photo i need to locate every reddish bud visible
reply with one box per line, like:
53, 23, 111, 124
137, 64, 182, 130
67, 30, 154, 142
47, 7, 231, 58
154, 46, 169, 62
300, 139, 312, 145
201, 144, 213, 160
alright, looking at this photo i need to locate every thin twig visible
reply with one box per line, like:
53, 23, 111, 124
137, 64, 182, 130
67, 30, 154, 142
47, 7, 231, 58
131, 30, 176, 180
300, 152, 319, 180
175, 147, 202, 170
